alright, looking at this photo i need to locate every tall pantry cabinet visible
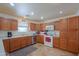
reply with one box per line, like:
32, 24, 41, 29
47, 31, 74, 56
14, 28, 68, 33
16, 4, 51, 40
67, 16, 79, 53
53, 16, 79, 54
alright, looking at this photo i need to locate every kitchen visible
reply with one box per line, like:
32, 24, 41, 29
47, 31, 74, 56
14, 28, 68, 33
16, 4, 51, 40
0, 3, 79, 56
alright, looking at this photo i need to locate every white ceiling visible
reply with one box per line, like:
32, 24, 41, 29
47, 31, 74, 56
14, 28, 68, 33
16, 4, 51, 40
0, 3, 79, 22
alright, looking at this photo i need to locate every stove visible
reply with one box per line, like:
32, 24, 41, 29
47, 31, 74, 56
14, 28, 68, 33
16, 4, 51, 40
44, 35, 53, 47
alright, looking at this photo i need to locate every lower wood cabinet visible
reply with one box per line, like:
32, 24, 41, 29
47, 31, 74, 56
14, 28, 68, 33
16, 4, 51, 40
24, 36, 32, 45
66, 31, 78, 53
3, 39, 10, 52
60, 31, 67, 50
3, 36, 32, 53
67, 39, 78, 53
53, 37, 60, 48
60, 39, 67, 50
36, 35, 44, 44
53, 31, 78, 54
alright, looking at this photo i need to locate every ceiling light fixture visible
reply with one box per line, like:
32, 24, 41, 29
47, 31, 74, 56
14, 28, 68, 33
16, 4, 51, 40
31, 12, 34, 15
41, 16, 44, 20
59, 11, 63, 14
10, 3, 15, 6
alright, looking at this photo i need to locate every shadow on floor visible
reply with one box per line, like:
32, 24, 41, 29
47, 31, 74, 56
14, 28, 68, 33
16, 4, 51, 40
9, 45, 37, 56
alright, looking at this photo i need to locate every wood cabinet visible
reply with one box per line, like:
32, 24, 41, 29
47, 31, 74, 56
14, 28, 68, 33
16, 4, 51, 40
9, 38, 21, 52
54, 21, 61, 31
26, 36, 32, 45
20, 37, 27, 48
53, 37, 60, 48
3, 39, 10, 52
0, 17, 18, 30
78, 31, 79, 53
10, 19, 18, 30
3, 36, 32, 53
30, 23, 46, 31
39, 23, 46, 31
67, 31, 78, 53
67, 16, 79, 31
30, 23, 36, 31
60, 31, 67, 50
66, 16, 79, 53
36, 35, 44, 44
53, 16, 79, 54
55, 19, 67, 31
0, 18, 11, 30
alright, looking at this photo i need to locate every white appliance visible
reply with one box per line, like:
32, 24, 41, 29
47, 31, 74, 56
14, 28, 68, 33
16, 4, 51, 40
44, 25, 54, 47
44, 35, 53, 47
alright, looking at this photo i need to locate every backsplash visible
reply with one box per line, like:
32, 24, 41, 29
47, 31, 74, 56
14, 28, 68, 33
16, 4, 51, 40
0, 31, 35, 38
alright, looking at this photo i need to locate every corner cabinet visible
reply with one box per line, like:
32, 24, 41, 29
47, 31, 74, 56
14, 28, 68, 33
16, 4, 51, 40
36, 35, 44, 44
0, 17, 18, 30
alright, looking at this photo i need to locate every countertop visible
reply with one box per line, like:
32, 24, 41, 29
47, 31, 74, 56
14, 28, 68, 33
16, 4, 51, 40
0, 33, 45, 40
0, 34, 33, 40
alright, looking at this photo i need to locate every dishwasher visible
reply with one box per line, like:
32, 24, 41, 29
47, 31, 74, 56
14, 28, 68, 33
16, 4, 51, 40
32, 32, 37, 44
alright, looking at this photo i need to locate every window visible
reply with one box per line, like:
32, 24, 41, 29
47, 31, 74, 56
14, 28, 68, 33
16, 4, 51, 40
18, 21, 29, 32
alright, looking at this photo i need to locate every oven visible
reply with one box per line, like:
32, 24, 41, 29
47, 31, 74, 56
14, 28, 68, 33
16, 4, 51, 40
44, 35, 53, 47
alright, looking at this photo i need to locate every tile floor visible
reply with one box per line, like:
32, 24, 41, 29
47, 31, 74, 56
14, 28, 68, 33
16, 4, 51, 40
8, 43, 76, 56
27, 43, 76, 56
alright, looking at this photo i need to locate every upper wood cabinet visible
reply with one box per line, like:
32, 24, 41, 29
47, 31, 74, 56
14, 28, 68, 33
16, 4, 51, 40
0, 18, 11, 30
10, 19, 18, 30
0, 17, 18, 30
36, 23, 46, 31
29, 23, 36, 31
29, 23, 46, 31
54, 19, 67, 31
39, 23, 46, 31
67, 16, 79, 31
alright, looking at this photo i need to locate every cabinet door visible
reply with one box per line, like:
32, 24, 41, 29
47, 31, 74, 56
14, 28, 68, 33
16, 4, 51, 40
55, 19, 67, 31
36, 35, 40, 43
60, 31, 67, 50
36, 35, 44, 44
67, 31, 78, 53
20, 37, 27, 48
53, 37, 60, 48
40, 24, 46, 31
9, 38, 21, 52
11, 19, 18, 30
26, 36, 32, 45
54, 21, 61, 31
36, 24, 40, 31
67, 16, 79, 31
3, 39, 10, 52
40, 35, 44, 44
30, 23, 36, 31
78, 31, 79, 53
0, 19, 11, 30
